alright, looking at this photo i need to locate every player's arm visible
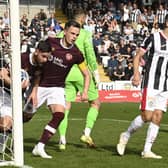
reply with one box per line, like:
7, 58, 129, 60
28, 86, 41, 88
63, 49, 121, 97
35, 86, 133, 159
132, 34, 153, 87
78, 61, 90, 101
28, 69, 42, 107
132, 48, 145, 86
84, 31, 100, 84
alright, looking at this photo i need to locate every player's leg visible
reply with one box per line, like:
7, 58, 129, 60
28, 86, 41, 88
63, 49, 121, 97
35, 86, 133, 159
32, 87, 65, 158
80, 78, 100, 147
116, 113, 147, 156
33, 109, 64, 158
142, 92, 167, 159
0, 92, 12, 153
58, 102, 71, 150
0, 115, 12, 153
58, 81, 76, 150
117, 88, 154, 155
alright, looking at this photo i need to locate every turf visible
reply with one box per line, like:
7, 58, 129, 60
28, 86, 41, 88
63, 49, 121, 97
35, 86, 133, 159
10, 103, 168, 167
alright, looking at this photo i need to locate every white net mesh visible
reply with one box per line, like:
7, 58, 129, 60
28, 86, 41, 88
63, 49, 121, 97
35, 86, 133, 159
0, 27, 14, 162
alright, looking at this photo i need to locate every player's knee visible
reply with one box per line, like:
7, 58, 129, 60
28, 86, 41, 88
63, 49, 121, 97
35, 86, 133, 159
90, 99, 100, 109
141, 110, 152, 122
152, 110, 163, 125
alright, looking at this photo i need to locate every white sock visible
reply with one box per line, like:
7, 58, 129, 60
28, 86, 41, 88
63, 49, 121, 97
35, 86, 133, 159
60, 135, 66, 145
37, 142, 45, 149
125, 115, 144, 139
84, 128, 91, 136
144, 122, 159, 152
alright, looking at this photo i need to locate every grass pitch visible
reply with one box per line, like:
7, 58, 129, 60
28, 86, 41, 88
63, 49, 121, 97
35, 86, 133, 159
20, 103, 168, 167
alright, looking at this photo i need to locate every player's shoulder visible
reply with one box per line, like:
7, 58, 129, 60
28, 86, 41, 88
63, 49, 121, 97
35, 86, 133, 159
56, 31, 64, 38
80, 28, 92, 36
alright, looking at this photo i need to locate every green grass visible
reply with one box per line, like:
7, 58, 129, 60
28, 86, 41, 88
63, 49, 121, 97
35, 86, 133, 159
14, 103, 168, 167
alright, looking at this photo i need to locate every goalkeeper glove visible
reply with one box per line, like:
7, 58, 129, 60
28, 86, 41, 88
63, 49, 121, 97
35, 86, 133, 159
92, 69, 100, 87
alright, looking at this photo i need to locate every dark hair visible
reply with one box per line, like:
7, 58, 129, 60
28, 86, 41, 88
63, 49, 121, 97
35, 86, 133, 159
36, 40, 51, 53
64, 20, 80, 30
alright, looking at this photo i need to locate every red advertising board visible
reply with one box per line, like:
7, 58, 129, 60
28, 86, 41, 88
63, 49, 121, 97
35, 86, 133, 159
98, 90, 141, 102
76, 90, 141, 102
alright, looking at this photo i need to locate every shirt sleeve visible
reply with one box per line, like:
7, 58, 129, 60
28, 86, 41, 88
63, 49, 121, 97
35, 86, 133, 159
140, 34, 154, 52
83, 30, 98, 72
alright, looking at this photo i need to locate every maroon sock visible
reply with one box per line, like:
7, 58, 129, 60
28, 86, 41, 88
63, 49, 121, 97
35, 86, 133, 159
40, 112, 64, 144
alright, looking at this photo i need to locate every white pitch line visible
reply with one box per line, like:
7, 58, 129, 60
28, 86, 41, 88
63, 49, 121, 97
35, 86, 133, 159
34, 117, 168, 127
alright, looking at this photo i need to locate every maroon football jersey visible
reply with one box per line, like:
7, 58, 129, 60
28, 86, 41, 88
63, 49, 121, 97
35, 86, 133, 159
39, 38, 84, 88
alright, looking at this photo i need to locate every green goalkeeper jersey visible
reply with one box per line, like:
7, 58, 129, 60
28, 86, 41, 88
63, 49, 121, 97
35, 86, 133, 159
57, 29, 98, 81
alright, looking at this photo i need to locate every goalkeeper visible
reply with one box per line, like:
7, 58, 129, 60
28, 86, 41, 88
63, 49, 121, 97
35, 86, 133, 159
58, 9, 100, 150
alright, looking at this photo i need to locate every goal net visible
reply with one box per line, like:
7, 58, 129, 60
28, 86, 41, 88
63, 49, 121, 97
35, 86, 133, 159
0, 0, 24, 167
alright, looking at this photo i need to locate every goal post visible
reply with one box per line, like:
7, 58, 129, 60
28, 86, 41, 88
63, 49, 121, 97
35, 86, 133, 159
10, 0, 24, 166
0, 0, 24, 167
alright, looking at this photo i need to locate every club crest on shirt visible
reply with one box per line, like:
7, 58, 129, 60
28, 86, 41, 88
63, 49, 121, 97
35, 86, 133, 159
52, 47, 55, 52
66, 53, 73, 61
148, 100, 154, 108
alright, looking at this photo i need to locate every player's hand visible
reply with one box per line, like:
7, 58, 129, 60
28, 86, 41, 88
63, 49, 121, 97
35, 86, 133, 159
28, 87, 38, 107
81, 91, 88, 102
21, 79, 30, 89
93, 69, 100, 87
132, 72, 141, 87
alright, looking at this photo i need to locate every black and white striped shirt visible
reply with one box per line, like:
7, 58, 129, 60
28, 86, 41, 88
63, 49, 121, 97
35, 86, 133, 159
130, 9, 141, 23
141, 31, 168, 91
156, 9, 168, 24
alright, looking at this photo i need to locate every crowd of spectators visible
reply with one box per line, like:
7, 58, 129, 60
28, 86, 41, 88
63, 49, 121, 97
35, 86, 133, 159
63, 0, 168, 81
0, 0, 168, 81
0, 8, 63, 58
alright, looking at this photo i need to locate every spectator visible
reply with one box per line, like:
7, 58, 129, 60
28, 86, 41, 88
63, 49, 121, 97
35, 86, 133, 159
113, 64, 125, 80
38, 9, 47, 21
54, 22, 63, 35
30, 15, 39, 28
84, 19, 95, 34
20, 14, 29, 31
121, 3, 130, 32
47, 12, 57, 29
0, 17, 5, 30
130, 3, 141, 30
102, 34, 111, 52
95, 19, 103, 34
107, 42, 115, 55
3, 11, 10, 26
117, 54, 127, 69
67, 0, 74, 19
107, 54, 118, 80
147, 7, 155, 31
156, 3, 168, 30
123, 22, 134, 42
93, 32, 102, 63
124, 62, 133, 80
151, 23, 161, 34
